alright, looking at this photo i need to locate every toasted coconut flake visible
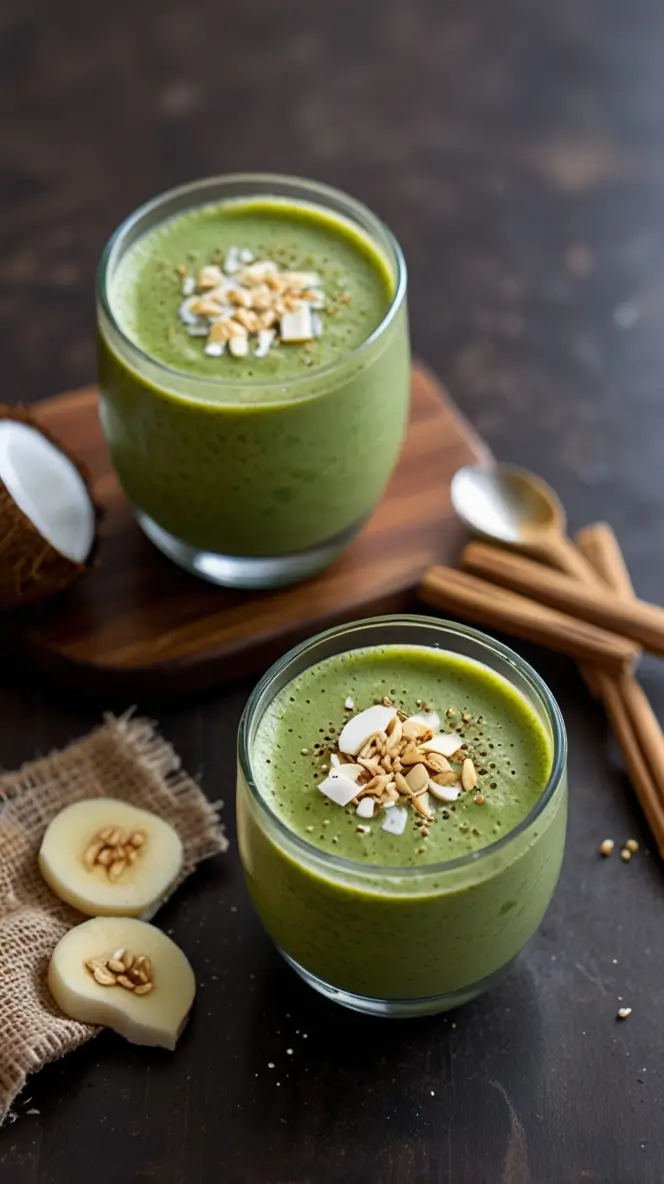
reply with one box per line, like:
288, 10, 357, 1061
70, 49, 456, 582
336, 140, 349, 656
280, 271, 321, 289
428, 779, 461, 803
179, 296, 202, 326
172, 250, 347, 358
302, 692, 500, 839
421, 752, 454, 775
401, 719, 429, 741
412, 791, 434, 821
406, 711, 442, 734
254, 328, 276, 358
208, 319, 232, 344
329, 763, 363, 783
280, 305, 314, 343
193, 297, 225, 318
318, 775, 359, 807
224, 246, 241, 274
400, 745, 427, 766
421, 732, 464, 757
404, 764, 429, 795
238, 260, 278, 286
338, 705, 397, 755
197, 265, 224, 290
381, 807, 408, 836
431, 770, 458, 787
356, 798, 375, 819
229, 336, 249, 358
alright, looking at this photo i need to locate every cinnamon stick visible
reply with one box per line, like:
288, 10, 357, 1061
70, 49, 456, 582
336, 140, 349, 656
462, 541, 664, 657
592, 675, 664, 857
576, 524, 664, 854
575, 522, 635, 699
418, 565, 637, 673
575, 523, 634, 598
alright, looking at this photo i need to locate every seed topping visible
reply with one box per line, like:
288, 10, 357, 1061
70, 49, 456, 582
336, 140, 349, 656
83, 828, 147, 882
86, 948, 154, 994
309, 699, 497, 845
176, 248, 351, 360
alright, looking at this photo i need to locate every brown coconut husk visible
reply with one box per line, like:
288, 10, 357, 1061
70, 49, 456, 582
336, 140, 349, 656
0, 404, 102, 611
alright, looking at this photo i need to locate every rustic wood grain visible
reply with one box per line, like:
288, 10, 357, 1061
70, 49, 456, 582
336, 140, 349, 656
5, 365, 488, 696
2, 2, 664, 1183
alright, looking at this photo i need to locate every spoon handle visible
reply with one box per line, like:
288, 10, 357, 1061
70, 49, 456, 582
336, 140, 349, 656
519, 533, 601, 584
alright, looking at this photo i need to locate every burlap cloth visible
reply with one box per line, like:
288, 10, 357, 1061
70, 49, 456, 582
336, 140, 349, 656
0, 712, 228, 1124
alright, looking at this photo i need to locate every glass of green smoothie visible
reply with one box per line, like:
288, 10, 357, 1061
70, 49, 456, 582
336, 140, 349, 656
97, 175, 410, 588
237, 616, 567, 1017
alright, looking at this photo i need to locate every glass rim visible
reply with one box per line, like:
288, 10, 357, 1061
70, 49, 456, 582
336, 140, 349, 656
238, 614, 567, 879
96, 171, 408, 397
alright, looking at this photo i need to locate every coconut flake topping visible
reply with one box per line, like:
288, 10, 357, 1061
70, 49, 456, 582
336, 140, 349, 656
338, 705, 397, 756
301, 697, 492, 850
176, 248, 351, 361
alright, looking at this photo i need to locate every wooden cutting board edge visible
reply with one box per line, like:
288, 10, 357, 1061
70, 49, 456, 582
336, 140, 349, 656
5, 363, 491, 701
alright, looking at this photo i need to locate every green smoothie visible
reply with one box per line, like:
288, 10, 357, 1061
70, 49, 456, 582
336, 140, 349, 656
97, 180, 411, 569
253, 644, 552, 863
111, 199, 393, 380
237, 640, 567, 1006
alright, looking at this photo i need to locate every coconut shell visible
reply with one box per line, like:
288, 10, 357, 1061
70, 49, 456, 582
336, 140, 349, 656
0, 404, 102, 611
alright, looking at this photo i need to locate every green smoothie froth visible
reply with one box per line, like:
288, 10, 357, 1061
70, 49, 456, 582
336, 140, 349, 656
110, 198, 393, 386
252, 644, 553, 867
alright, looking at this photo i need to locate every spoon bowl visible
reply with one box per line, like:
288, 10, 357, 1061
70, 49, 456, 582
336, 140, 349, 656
451, 464, 565, 545
451, 463, 595, 583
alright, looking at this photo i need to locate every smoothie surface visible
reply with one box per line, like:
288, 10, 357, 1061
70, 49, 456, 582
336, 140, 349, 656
252, 645, 553, 867
110, 197, 394, 387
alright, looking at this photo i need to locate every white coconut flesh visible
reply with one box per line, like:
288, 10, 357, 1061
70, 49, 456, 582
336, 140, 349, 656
0, 420, 95, 563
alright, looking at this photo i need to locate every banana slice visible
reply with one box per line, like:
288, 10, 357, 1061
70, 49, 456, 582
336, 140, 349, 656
48, 916, 195, 1049
39, 798, 183, 918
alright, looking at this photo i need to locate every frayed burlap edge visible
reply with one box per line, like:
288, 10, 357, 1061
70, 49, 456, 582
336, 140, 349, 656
0, 711, 228, 1124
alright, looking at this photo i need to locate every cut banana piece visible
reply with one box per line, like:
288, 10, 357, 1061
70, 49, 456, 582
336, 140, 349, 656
39, 798, 183, 918
48, 916, 195, 1050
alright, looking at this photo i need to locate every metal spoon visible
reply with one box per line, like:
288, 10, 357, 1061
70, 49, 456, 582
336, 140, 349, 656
451, 463, 598, 583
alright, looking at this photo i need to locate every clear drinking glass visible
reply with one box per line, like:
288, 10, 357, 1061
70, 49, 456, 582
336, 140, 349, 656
96, 174, 410, 589
237, 616, 568, 1017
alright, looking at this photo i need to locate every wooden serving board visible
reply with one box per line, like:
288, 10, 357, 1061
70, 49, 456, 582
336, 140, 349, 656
6, 365, 490, 698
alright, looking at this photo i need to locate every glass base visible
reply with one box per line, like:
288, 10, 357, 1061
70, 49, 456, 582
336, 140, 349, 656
280, 950, 515, 1017
135, 508, 366, 590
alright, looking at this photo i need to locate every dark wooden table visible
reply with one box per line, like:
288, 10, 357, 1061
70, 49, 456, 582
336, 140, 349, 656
1, 2, 663, 1181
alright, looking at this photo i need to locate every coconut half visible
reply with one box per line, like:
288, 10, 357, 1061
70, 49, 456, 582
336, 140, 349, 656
0, 406, 99, 609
